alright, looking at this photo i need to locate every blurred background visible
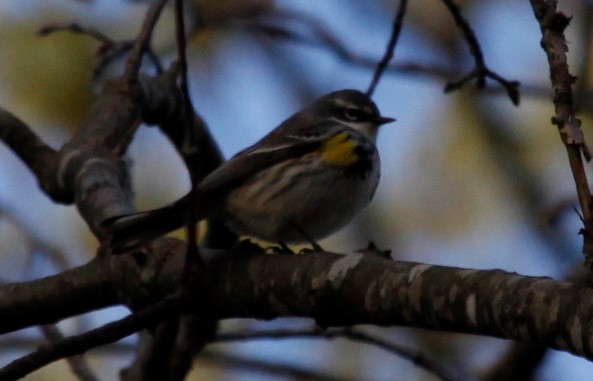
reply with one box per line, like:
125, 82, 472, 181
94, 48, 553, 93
1, 0, 593, 380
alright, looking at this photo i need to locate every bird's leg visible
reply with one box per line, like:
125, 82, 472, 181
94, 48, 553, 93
265, 241, 294, 254
287, 221, 324, 252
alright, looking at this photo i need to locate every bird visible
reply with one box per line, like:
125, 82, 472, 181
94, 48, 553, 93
105, 89, 394, 253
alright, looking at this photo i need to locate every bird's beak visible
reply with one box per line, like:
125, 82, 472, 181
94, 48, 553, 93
375, 116, 396, 125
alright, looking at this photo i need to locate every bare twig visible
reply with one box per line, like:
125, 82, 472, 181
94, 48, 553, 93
367, 0, 408, 96
215, 327, 463, 381
145, 64, 233, 249
0, 206, 70, 272
38, 22, 163, 79
0, 337, 356, 381
124, 0, 168, 83
530, 0, 593, 268
0, 207, 99, 381
38, 22, 112, 43
0, 294, 182, 381
120, 320, 180, 381
168, 315, 217, 380
440, 0, 520, 105
0, 108, 68, 202
242, 7, 519, 103
173, 0, 204, 286
40, 325, 100, 381
481, 343, 546, 381
201, 350, 357, 381
246, 11, 420, 82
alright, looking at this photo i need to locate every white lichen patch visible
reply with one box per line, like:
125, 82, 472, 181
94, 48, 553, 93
466, 293, 477, 326
364, 279, 379, 312
570, 317, 583, 353
455, 269, 479, 279
408, 265, 431, 312
327, 253, 364, 288
448, 284, 460, 302
408, 264, 431, 283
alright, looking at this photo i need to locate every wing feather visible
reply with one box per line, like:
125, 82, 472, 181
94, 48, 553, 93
197, 137, 321, 194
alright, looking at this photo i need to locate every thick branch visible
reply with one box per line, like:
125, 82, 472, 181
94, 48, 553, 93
3, 243, 593, 362
0, 256, 117, 334
207, 252, 593, 361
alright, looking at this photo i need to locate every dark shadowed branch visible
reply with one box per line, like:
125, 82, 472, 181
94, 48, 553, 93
39, 325, 100, 381
481, 343, 547, 381
0, 206, 99, 381
3, 244, 593, 378
216, 327, 465, 381
0, 294, 183, 381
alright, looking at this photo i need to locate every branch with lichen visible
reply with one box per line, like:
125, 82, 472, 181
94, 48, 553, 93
2, 242, 593, 379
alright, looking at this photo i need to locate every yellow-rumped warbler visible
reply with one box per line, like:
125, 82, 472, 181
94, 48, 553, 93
106, 89, 394, 252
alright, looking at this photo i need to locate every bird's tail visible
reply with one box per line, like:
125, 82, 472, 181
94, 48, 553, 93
104, 197, 190, 254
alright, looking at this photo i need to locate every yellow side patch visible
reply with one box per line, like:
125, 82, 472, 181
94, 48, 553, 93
321, 132, 358, 166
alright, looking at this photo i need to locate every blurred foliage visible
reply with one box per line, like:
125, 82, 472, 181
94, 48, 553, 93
0, 22, 94, 130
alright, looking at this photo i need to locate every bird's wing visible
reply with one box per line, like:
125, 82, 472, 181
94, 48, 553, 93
197, 135, 322, 194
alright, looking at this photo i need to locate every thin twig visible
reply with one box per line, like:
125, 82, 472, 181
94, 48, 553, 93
481, 343, 546, 381
0, 207, 99, 381
201, 350, 357, 381
367, 0, 408, 96
39, 325, 100, 381
38, 22, 112, 43
246, 7, 518, 104
174, 0, 204, 287
246, 11, 420, 83
38, 22, 163, 80
0, 205, 70, 272
0, 108, 68, 202
0, 282, 99, 381
440, 0, 520, 105
0, 338, 355, 381
215, 327, 462, 381
529, 0, 593, 268
0, 295, 182, 381
124, 0, 168, 83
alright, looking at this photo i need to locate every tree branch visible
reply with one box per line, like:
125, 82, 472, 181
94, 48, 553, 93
39, 325, 100, 381
38, 22, 164, 80
366, 0, 407, 96
440, 0, 520, 105
3, 242, 593, 371
529, 0, 593, 269
0, 109, 65, 201
0, 294, 182, 381
216, 327, 464, 381
123, 0, 168, 83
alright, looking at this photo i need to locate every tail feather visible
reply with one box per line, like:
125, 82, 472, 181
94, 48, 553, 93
104, 200, 188, 254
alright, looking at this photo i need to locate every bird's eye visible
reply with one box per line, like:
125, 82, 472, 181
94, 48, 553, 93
344, 107, 363, 121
